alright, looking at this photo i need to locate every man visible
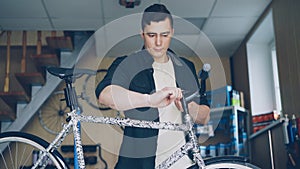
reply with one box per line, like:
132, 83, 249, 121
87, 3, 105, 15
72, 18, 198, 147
95, 4, 210, 169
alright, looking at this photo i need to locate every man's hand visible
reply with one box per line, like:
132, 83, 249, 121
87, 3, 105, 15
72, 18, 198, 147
175, 99, 210, 125
148, 87, 182, 108
188, 101, 210, 124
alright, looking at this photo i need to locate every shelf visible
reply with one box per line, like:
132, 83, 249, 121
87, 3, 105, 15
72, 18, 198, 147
210, 106, 247, 113
249, 119, 284, 139
199, 130, 232, 146
209, 106, 248, 124
198, 105, 250, 157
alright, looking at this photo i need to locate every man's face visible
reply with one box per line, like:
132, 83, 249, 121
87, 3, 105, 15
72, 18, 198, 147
141, 18, 174, 63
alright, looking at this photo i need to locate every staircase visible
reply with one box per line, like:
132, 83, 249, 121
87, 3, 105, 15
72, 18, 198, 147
0, 31, 90, 133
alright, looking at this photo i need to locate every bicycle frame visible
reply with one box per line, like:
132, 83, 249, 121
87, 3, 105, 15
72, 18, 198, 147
34, 106, 205, 169
34, 67, 206, 169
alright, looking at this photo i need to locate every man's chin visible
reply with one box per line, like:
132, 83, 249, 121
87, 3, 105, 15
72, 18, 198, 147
152, 55, 166, 61
152, 51, 165, 58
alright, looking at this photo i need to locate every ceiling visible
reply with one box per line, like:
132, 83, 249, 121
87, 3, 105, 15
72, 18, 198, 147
0, 0, 272, 57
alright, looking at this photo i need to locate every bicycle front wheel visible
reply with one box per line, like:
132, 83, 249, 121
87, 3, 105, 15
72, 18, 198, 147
0, 132, 68, 169
204, 156, 261, 169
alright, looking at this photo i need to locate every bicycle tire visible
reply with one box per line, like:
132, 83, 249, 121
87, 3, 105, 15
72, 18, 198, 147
204, 156, 261, 169
39, 90, 69, 135
0, 131, 68, 169
82, 69, 111, 111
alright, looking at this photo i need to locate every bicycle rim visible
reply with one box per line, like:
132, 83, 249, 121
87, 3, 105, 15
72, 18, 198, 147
204, 156, 261, 169
0, 132, 67, 169
205, 162, 259, 169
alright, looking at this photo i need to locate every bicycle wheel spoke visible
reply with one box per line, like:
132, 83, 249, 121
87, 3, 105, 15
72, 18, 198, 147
54, 118, 62, 131
0, 132, 66, 168
39, 90, 68, 134
0, 147, 9, 169
15, 143, 18, 168
8, 144, 15, 169
42, 111, 58, 119
63, 106, 68, 112
19, 143, 31, 169
48, 118, 61, 130
43, 106, 59, 112
49, 98, 60, 109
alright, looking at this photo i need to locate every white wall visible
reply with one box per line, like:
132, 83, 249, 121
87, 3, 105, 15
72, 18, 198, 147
247, 43, 275, 115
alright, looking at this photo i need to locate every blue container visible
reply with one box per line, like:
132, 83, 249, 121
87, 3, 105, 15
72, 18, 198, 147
218, 143, 225, 156
199, 146, 206, 157
208, 145, 217, 157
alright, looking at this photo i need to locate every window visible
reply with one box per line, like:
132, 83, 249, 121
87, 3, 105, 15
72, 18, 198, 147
270, 43, 282, 116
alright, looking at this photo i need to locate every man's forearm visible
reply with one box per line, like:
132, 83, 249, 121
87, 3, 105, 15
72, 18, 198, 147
98, 85, 150, 111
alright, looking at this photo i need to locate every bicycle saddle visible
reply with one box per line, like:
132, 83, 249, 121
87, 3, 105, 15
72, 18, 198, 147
47, 67, 96, 80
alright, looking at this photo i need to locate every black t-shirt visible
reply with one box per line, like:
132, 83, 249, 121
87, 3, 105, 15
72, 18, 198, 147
95, 50, 208, 169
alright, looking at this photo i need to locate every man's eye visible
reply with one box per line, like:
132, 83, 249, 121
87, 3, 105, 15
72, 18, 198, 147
161, 34, 169, 37
147, 34, 156, 37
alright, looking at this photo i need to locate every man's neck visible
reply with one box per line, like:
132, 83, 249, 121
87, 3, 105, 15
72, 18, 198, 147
153, 54, 169, 63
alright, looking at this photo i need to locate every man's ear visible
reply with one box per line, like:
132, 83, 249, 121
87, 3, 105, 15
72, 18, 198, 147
140, 30, 145, 39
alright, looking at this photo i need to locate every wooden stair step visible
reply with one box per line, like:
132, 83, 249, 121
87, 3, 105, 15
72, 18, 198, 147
0, 99, 16, 121
15, 72, 45, 85
0, 91, 30, 111
46, 36, 73, 51
31, 54, 59, 66
31, 54, 60, 73
15, 72, 46, 97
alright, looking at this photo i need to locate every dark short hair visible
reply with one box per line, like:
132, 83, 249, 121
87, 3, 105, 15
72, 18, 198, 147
141, 4, 173, 30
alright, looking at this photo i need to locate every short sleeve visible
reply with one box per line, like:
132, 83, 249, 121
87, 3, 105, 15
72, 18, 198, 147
95, 56, 129, 98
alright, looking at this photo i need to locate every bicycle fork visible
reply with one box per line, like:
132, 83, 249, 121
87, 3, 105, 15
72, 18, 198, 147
184, 114, 206, 169
182, 94, 206, 169
31, 121, 73, 169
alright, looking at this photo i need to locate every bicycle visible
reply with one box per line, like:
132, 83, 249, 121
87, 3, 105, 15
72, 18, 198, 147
0, 66, 260, 169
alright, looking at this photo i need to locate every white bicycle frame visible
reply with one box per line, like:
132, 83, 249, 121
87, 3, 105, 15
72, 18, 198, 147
33, 91, 206, 169
31, 67, 207, 169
